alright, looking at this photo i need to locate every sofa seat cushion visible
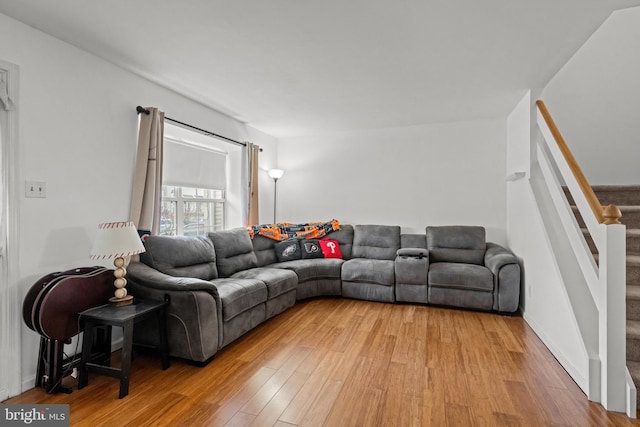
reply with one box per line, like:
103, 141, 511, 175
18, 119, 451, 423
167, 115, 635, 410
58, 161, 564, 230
212, 278, 267, 321
342, 259, 395, 286
271, 258, 344, 282
232, 268, 298, 299
428, 263, 493, 292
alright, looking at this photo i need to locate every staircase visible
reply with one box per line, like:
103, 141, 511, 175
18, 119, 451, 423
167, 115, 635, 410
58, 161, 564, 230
565, 185, 640, 403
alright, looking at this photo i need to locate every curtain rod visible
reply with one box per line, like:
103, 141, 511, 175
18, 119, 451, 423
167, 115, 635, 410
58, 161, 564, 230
136, 106, 262, 152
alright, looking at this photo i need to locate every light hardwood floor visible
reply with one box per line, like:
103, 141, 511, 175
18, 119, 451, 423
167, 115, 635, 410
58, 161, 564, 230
5, 298, 640, 426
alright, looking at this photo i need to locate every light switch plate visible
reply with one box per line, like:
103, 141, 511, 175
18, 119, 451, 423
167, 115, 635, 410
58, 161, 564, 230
25, 181, 46, 198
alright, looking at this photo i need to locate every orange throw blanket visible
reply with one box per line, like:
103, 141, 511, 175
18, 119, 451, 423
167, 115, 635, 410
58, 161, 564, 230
248, 219, 340, 241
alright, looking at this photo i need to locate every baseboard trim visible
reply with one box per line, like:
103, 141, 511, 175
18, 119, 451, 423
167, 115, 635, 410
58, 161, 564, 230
21, 376, 36, 394
523, 312, 589, 394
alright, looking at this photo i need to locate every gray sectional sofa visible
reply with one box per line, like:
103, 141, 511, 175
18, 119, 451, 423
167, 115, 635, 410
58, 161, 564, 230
127, 224, 520, 364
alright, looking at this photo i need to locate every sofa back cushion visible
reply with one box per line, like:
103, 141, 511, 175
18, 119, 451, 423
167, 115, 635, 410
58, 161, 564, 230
426, 226, 486, 265
208, 228, 259, 277
140, 235, 218, 280
252, 235, 278, 266
330, 224, 354, 260
352, 225, 401, 260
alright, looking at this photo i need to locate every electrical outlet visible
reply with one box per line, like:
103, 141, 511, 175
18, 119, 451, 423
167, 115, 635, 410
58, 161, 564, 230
25, 181, 46, 198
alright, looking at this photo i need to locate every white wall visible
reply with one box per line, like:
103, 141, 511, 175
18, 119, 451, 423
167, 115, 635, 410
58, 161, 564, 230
541, 6, 640, 185
0, 12, 278, 392
506, 92, 591, 395
277, 119, 507, 244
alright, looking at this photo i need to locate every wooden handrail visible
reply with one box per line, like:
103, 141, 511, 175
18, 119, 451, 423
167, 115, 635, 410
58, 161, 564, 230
536, 100, 621, 225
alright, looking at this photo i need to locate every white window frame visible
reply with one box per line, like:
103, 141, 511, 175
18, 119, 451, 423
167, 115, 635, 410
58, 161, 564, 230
161, 185, 226, 236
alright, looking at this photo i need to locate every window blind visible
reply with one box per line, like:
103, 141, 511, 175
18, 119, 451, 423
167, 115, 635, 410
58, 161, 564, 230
163, 139, 226, 189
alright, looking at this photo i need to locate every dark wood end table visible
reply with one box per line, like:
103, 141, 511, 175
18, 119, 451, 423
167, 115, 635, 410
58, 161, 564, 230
77, 299, 169, 398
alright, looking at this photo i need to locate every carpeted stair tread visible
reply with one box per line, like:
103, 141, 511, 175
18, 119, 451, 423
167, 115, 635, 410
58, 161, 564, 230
593, 254, 639, 285
628, 285, 640, 299
629, 255, 640, 285
628, 286, 640, 321
592, 185, 640, 206
581, 228, 640, 255
629, 229, 640, 255
627, 320, 640, 361
619, 206, 640, 216
628, 361, 640, 406
581, 228, 598, 255
571, 206, 640, 230
619, 207, 640, 230
627, 320, 640, 338
563, 185, 640, 208
628, 361, 640, 391
629, 360, 640, 378
593, 253, 639, 264
630, 256, 640, 287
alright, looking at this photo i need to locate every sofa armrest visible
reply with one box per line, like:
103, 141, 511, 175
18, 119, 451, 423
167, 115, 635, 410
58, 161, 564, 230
395, 248, 429, 303
126, 261, 220, 363
484, 243, 518, 272
396, 247, 428, 259
484, 243, 521, 313
127, 262, 219, 298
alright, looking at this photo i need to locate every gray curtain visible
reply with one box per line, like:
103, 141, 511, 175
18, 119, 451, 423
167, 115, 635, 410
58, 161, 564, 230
245, 142, 260, 226
130, 107, 164, 237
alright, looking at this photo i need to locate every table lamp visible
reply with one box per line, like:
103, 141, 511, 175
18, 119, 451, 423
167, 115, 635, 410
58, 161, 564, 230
90, 221, 146, 306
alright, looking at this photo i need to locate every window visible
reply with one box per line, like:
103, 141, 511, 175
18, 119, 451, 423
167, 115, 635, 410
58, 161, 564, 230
160, 186, 224, 236
161, 124, 229, 236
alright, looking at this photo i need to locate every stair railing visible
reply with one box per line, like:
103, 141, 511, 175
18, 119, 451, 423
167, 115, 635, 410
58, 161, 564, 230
536, 100, 630, 415
537, 101, 622, 225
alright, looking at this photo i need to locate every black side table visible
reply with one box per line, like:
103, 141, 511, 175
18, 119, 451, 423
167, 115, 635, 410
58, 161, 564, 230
77, 299, 169, 398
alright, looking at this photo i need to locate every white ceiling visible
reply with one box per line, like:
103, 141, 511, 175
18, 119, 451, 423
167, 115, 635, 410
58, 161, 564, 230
1, 0, 639, 137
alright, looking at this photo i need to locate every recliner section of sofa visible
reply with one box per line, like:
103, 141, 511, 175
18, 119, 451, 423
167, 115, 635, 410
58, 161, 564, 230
342, 225, 400, 303
127, 223, 521, 365
426, 226, 520, 312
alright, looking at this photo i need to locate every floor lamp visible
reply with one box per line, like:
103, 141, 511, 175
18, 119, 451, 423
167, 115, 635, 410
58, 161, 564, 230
268, 169, 284, 223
